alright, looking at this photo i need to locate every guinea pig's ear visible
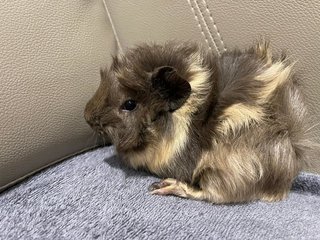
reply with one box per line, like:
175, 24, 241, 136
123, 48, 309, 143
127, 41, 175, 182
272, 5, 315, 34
151, 66, 191, 112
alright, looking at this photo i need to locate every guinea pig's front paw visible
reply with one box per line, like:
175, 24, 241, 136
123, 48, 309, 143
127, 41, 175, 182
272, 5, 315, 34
148, 178, 188, 198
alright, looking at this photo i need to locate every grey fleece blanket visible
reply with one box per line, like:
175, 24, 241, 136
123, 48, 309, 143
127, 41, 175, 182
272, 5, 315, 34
0, 146, 320, 240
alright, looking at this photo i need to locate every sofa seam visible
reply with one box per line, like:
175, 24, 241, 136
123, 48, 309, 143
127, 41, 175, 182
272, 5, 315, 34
102, 0, 123, 54
194, 0, 220, 55
202, 0, 227, 52
187, 0, 212, 52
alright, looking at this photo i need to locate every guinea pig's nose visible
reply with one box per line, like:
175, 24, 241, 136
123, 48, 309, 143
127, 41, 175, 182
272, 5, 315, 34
84, 111, 100, 128
84, 111, 92, 125
89, 118, 100, 128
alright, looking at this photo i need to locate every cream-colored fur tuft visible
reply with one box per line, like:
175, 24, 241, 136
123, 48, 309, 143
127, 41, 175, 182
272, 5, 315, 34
255, 61, 294, 103
255, 40, 272, 65
217, 104, 265, 135
216, 49, 294, 136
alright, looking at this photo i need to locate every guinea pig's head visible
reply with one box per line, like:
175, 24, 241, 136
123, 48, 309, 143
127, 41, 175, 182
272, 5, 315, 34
84, 43, 194, 152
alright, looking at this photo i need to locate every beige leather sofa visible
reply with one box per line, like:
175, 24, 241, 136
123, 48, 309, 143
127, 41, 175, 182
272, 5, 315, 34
1, 0, 319, 191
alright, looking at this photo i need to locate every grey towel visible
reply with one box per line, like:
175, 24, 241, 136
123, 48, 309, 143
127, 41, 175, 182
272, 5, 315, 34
0, 146, 319, 240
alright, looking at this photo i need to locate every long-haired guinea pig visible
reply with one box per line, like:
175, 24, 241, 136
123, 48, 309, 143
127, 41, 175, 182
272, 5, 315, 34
84, 40, 315, 204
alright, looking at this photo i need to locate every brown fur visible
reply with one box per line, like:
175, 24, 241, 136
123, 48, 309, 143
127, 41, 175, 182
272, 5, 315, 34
84, 40, 315, 204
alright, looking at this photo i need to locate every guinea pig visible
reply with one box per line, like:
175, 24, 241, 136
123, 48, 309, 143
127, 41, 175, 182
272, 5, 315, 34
84, 40, 314, 203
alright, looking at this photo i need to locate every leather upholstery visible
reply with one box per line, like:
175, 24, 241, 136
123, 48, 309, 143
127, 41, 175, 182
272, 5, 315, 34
0, 0, 116, 190
1, 0, 319, 190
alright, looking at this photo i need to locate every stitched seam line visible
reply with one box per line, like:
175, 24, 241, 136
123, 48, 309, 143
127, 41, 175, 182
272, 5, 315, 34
193, 0, 220, 55
202, 0, 226, 51
102, 0, 123, 54
187, 0, 212, 51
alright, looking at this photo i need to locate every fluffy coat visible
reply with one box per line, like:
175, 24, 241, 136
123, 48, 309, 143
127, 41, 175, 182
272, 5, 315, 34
84, 40, 313, 203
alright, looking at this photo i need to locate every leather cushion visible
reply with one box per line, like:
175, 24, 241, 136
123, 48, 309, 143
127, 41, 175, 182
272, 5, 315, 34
0, 0, 116, 190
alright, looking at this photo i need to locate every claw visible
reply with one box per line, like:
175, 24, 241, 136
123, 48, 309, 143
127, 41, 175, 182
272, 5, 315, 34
148, 178, 183, 196
148, 182, 161, 192
148, 180, 170, 192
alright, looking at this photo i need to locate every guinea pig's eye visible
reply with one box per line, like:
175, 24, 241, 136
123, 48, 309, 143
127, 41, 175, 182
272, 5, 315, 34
121, 99, 137, 111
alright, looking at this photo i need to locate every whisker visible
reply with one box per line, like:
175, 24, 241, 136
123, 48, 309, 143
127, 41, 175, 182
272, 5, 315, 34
95, 133, 99, 146
102, 134, 107, 147
95, 131, 106, 147
84, 130, 97, 148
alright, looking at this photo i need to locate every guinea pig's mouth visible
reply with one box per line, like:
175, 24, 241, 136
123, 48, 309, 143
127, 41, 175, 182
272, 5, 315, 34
102, 126, 118, 141
92, 126, 116, 146
93, 125, 148, 152
90, 125, 105, 136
